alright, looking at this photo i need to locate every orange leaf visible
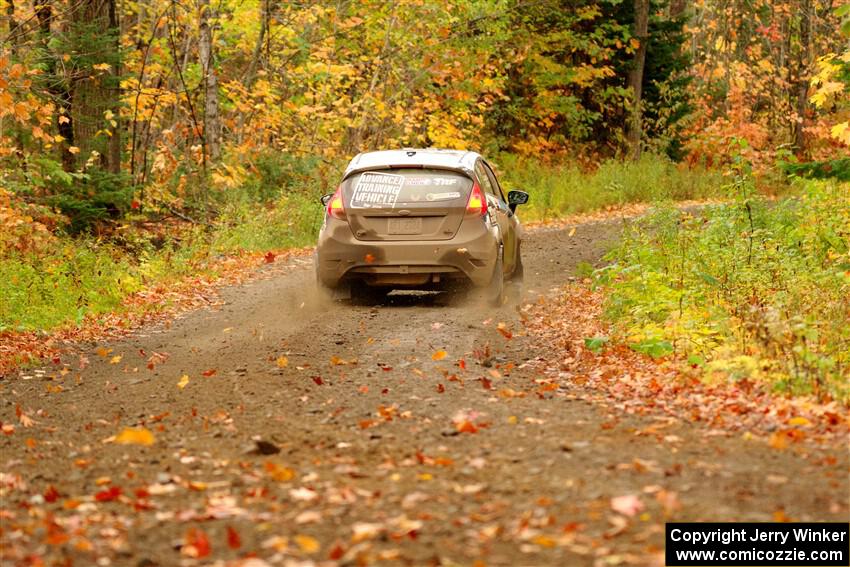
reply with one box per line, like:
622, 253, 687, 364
496, 322, 512, 339
202, 369, 217, 377
114, 427, 155, 446
364, 253, 376, 264
431, 350, 447, 361
455, 420, 478, 434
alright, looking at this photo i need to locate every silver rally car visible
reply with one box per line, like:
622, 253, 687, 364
315, 148, 529, 304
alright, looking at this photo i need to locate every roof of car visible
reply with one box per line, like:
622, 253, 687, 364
344, 149, 480, 177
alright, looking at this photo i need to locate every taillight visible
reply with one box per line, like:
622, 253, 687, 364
466, 182, 488, 217
327, 186, 346, 220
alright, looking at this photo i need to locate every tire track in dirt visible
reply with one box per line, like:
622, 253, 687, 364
1, 219, 846, 566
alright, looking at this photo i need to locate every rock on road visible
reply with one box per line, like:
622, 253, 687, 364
1, 219, 847, 567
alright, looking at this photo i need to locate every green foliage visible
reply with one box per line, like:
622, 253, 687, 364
48, 170, 133, 232
484, 0, 693, 155
780, 157, 850, 182
597, 178, 850, 402
0, 244, 141, 331
497, 153, 724, 221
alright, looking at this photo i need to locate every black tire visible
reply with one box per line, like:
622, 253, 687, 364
511, 244, 524, 283
485, 249, 506, 307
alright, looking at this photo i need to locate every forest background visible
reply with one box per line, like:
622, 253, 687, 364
1, 0, 848, 399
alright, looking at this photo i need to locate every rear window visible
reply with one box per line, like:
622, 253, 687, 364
342, 168, 472, 209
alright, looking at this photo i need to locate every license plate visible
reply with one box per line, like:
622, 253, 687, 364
387, 217, 422, 235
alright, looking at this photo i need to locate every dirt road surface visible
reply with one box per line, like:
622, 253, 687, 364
2, 219, 847, 566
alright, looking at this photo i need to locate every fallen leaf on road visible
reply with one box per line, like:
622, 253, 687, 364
114, 427, 155, 446
294, 534, 320, 554
94, 486, 122, 502
276, 356, 288, 368
202, 369, 217, 377
109, 355, 122, 364
265, 462, 295, 482
496, 322, 512, 339
177, 374, 190, 389
290, 487, 318, 501
432, 350, 447, 361
226, 526, 241, 549
182, 528, 211, 558
611, 494, 643, 517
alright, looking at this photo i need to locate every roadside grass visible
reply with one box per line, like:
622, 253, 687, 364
1, 152, 735, 335
496, 153, 726, 221
594, 178, 850, 403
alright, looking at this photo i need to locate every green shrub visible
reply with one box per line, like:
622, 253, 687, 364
596, 179, 850, 402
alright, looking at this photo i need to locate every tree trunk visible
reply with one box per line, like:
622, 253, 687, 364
793, 0, 811, 156
7, 0, 20, 54
70, 0, 122, 174
198, 0, 221, 163
626, 0, 650, 160
35, 0, 76, 172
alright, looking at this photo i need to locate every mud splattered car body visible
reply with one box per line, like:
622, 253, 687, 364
315, 149, 529, 302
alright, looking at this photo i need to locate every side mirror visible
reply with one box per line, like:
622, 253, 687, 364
507, 190, 529, 213
320, 194, 332, 207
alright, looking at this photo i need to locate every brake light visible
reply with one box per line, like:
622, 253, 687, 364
327, 186, 346, 220
466, 181, 488, 216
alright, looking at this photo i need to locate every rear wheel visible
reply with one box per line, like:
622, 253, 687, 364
484, 249, 506, 307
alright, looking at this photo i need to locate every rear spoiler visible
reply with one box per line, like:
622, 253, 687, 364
341, 164, 474, 181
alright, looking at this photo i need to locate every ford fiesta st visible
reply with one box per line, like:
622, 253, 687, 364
315, 149, 529, 304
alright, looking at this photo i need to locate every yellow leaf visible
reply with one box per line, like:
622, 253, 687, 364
276, 356, 289, 368
177, 374, 190, 389
109, 355, 122, 364
568, 227, 576, 237
93, 63, 111, 71
788, 416, 811, 427
265, 462, 295, 482
114, 427, 155, 446
431, 350, 447, 361
532, 535, 556, 548
68, 146, 80, 155
294, 534, 320, 554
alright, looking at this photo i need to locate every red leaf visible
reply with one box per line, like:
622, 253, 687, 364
184, 528, 211, 558
481, 377, 492, 390
264, 251, 276, 264
202, 369, 217, 377
458, 359, 466, 370
329, 543, 345, 560
226, 526, 242, 550
436, 383, 445, 393
44, 485, 60, 503
131, 200, 140, 210
95, 486, 122, 502
312, 376, 324, 385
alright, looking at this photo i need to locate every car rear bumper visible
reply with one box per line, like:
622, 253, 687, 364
316, 218, 499, 288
